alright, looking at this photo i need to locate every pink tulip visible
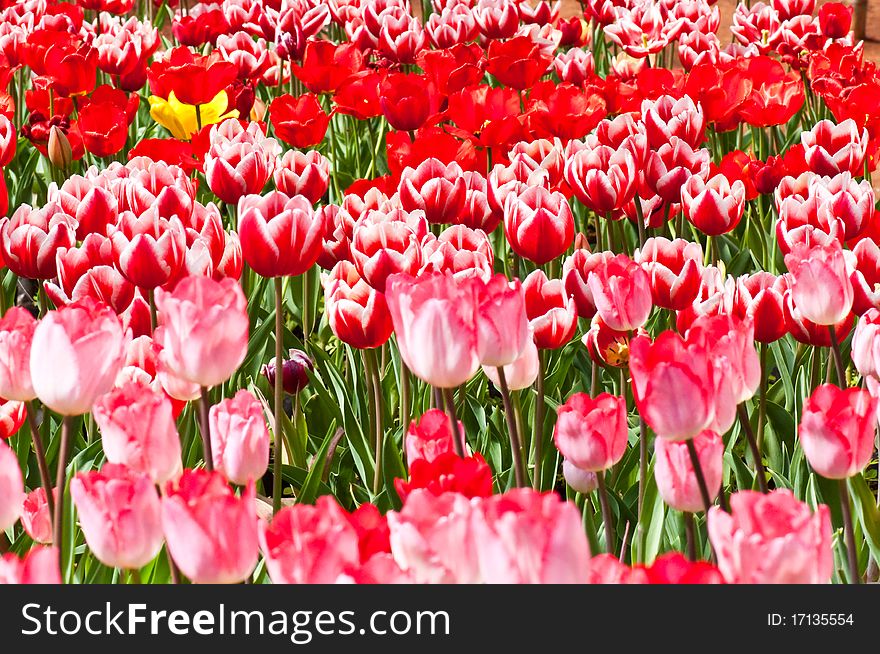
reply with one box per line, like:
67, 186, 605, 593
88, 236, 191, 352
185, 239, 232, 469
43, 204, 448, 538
92, 382, 182, 485
273, 149, 330, 204
562, 249, 616, 319
385, 271, 480, 388
70, 463, 164, 569
21, 488, 53, 544
587, 254, 653, 331
523, 269, 578, 350
387, 489, 481, 583
682, 173, 746, 236
210, 390, 270, 485
0, 438, 23, 530
654, 430, 723, 513
475, 274, 530, 368
472, 489, 590, 584
0, 546, 61, 584
0, 307, 37, 401
852, 308, 880, 379
801, 118, 868, 177
642, 94, 706, 150
799, 384, 876, 479
154, 276, 249, 388
629, 331, 716, 441
562, 460, 598, 494
162, 469, 259, 584
482, 338, 540, 391
686, 314, 761, 405
30, 298, 126, 416
708, 489, 832, 584
635, 237, 703, 311
554, 393, 628, 472
398, 158, 467, 225
405, 408, 465, 465
784, 241, 853, 326
259, 497, 361, 584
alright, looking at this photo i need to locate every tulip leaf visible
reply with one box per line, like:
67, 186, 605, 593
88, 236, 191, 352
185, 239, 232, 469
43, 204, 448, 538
848, 474, 880, 564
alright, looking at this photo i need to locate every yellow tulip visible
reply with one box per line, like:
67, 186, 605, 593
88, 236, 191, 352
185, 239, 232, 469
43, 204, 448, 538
148, 90, 239, 140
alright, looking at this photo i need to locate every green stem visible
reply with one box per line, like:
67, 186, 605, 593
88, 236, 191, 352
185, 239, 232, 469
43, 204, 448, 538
738, 404, 768, 494
840, 479, 861, 584
366, 349, 383, 495
595, 471, 615, 555
533, 350, 546, 489
272, 277, 284, 513
24, 401, 54, 517
442, 387, 464, 457
684, 512, 697, 561
199, 387, 213, 471
685, 438, 712, 513
52, 415, 72, 575
828, 326, 846, 386
497, 367, 526, 488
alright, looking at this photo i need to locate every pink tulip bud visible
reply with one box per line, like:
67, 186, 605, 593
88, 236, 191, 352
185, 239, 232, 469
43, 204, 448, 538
799, 384, 877, 479
70, 464, 164, 570
554, 392, 628, 472
0, 439, 23, 531
210, 390, 270, 485
21, 488, 53, 544
405, 409, 466, 465
586, 254, 653, 331
0, 307, 37, 401
93, 382, 182, 485
562, 460, 598, 494
784, 241, 854, 326
162, 469, 259, 584
0, 546, 61, 584
482, 338, 540, 391
655, 430, 723, 513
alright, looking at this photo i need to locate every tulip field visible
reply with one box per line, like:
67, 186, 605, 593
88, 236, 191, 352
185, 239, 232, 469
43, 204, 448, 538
1, 0, 880, 586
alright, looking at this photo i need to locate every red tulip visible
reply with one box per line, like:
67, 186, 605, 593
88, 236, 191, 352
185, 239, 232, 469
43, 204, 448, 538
818, 2, 852, 38
237, 191, 323, 277
0, 399, 24, 440
204, 119, 280, 204
162, 469, 258, 584
636, 237, 703, 311
70, 463, 164, 569
45, 41, 98, 97
708, 489, 832, 584
523, 270, 578, 349
799, 384, 876, 480
78, 85, 136, 158
0, 114, 16, 167
291, 40, 363, 94
377, 14, 427, 65
395, 452, 493, 502
645, 137, 711, 204
801, 118, 868, 177
641, 552, 724, 584
554, 392, 628, 472
629, 331, 715, 441
587, 254, 653, 331
30, 299, 126, 416
259, 497, 360, 584
0, 307, 37, 402
148, 47, 237, 106
419, 225, 494, 282
0, 546, 61, 584
562, 249, 615, 319
273, 149, 329, 204
379, 73, 440, 132
474, 0, 519, 39
269, 93, 330, 148
504, 186, 574, 264
154, 276, 249, 388
0, 439, 23, 531
486, 35, 551, 90
93, 382, 182, 485
733, 272, 790, 343
583, 315, 633, 369
564, 141, 639, 213
322, 261, 394, 350
417, 43, 484, 96
398, 158, 467, 225
385, 272, 480, 388
350, 210, 423, 292
682, 173, 746, 236
784, 241, 854, 326
0, 203, 77, 280
210, 389, 269, 486
109, 211, 187, 289
655, 430, 723, 513
50, 178, 118, 239
173, 9, 230, 47
425, 6, 478, 49
642, 94, 706, 150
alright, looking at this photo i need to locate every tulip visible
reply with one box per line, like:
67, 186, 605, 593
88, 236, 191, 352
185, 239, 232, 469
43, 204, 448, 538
645, 137, 711, 204
564, 142, 639, 213
801, 118, 868, 177
154, 276, 249, 389
818, 2, 852, 38
379, 73, 439, 132
554, 393, 628, 472
350, 212, 423, 293
419, 225, 494, 282
784, 241, 853, 326
849, 237, 880, 315
482, 339, 540, 391
30, 299, 126, 417
273, 149, 330, 204
398, 158, 467, 225
504, 186, 575, 265
93, 382, 182, 485
640, 552, 724, 584
587, 254, 653, 331
385, 272, 480, 389
682, 173, 747, 236
472, 489, 590, 583
210, 390, 270, 485
655, 430, 723, 513
474, 274, 530, 368
292, 41, 364, 94
269, 93, 331, 148
562, 249, 615, 319
562, 460, 599, 494
70, 464, 164, 570
387, 489, 481, 584
0, 307, 37, 402
405, 409, 465, 465
852, 308, 880, 379
148, 47, 237, 107
396, 451, 493, 502
204, 120, 280, 205
635, 237, 703, 311
261, 350, 314, 395
0, 438, 23, 531
322, 261, 393, 350
237, 192, 323, 277
0, 547, 61, 584
148, 90, 238, 140
733, 272, 790, 343
162, 469, 258, 584
523, 270, 578, 350
708, 489, 832, 584
799, 384, 876, 480
629, 331, 714, 441
259, 497, 361, 584
109, 212, 187, 290
486, 35, 551, 90
21, 488, 53, 544
377, 15, 428, 66
583, 316, 633, 368
642, 94, 706, 150
586, 553, 648, 584
0, 203, 77, 280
